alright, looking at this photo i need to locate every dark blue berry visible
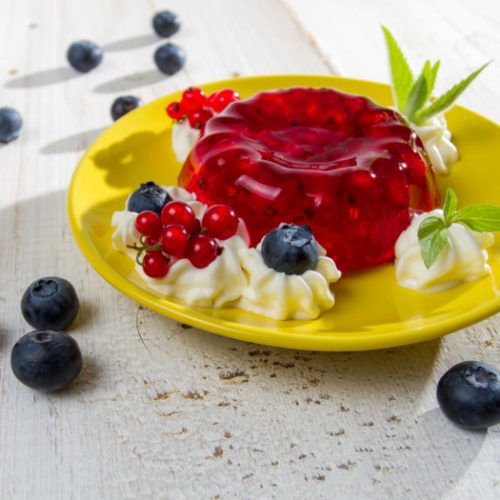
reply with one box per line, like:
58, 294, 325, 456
0, 107, 22, 143
21, 277, 79, 331
67, 40, 103, 73
154, 43, 186, 75
261, 224, 319, 275
11, 330, 82, 392
111, 95, 141, 121
437, 361, 500, 429
127, 181, 171, 215
153, 11, 181, 38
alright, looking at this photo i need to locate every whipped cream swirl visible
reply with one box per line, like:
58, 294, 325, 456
111, 186, 340, 319
171, 121, 200, 163
411, 113, 458, 175
395, 209, 494, 293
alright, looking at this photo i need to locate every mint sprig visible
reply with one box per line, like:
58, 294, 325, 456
382, 27, 490, 125
418, 189, 500, 268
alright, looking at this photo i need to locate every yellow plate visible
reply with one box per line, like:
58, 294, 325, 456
68, 75, 500, 351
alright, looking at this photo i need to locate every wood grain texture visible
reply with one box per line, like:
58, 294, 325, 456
0, 0, 499, 499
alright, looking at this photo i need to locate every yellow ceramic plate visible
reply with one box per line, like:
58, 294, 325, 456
68, 75, 500, 351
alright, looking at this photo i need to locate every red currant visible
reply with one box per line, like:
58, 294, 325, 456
160, 224, 190, 257
143, 251, 170, 278
207, 89, 240, 112
181, 87, 206, 111
187, 107, 214, 129
135, 211, 162, 238
166, 101, 185, 120
161, 201, 200, 234
145, 236, 159, 247
202, 204, 239, 240
187, 234, 219, 268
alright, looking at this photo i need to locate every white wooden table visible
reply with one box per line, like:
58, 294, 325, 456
1, 1, 499, 498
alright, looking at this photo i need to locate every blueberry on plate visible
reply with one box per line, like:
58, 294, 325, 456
152, 11, 181, 38
111, 95, 141, 121
261, 224, 319, 275
67, 40, 103, 73
154, 42, 186, 75
0, 107, 22, 143
11, 330, 82, 392
437, 361, 500, 429
127, 181, 171, 214
21, 277, 79, 331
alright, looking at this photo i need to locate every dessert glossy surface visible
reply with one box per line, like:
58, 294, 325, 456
179, 87, 440, 270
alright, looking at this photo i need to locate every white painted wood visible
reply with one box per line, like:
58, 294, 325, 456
0, 0, 499, 498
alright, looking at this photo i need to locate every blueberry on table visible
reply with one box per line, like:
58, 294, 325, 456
437, 361, 500, 429
154, 42, 186, 75
11, 330, 82, 392
127, 181, 171, 215
261, 224, 320, 275
0, 107, 22, 143
152, 11, 181, 38
21, 277, 79, 331
110, 95, 141, 121
67, 40, 103, 73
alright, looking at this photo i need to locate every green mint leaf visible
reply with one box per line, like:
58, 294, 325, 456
452, 204, 500, 232
421, 60, 440, 104
382, 26, 414, 111
414, 61, 491, 124
442, 188, 458, 224
405, 71, 428, 122
418, 216, 449, 268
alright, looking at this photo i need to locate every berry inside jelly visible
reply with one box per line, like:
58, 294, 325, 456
178, 87, 440, 271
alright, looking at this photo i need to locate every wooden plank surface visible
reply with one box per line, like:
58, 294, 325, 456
0, 0, 499, 498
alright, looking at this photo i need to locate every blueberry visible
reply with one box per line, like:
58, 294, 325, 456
11, 330, 82, 392
153, 11, 181, 38
127, 181, 171, 215
154, 42, 186, 75
261, 224, 319, 275
111, 95, 141, 121
437, 361, 500, 429
21, 277, 79, 331
0, 107, 22, 143
67, 40, 103, 73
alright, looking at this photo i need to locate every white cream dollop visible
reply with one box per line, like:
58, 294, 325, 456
111, 186, 340, 318
395, 209, 494, 293
411, 113, 459, 175
171, 121, 200, 163
237, 244, 341, 320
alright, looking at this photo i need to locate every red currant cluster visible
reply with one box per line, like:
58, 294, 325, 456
166, 87, 240, 130
131, 201, 240, 278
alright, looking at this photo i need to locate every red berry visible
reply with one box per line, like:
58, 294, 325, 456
187, 234, 219, 268
202, 204, 239, 240
161, 201, 200, 234
181, 87, 206, 111
135, 211, 162, 238
145, 236, 159, 247
166, 101, 185, 120
160, 224, 190, 257
143, 251, 170, 278
187, 107, 214, 129
207, 89, 240, 112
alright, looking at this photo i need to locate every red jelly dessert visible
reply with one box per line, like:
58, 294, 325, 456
178, 88, 439, 271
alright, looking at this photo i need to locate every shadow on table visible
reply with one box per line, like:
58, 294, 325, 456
5, 66, 81, 88
103, 33, 158, 52
41, 126, 107, 155
93, 69, 165, 93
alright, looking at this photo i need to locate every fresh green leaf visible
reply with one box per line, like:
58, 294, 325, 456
418, 216, 449, 268
382, 26, 414, 111
442, 188, 458, 224
421, 60, 440, 104
405, 72, 428, 122
414, 61, 491, 124
452, 204, 500, 231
